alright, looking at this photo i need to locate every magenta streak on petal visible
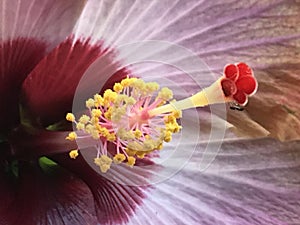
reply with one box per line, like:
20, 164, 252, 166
21, 37, 104, 126
0, 38, 47, 133
53, 154, 153, 225
2, 162, 98, 225
19, 37, 127, 127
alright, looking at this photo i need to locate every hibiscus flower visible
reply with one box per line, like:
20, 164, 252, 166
1, 0, 300, 225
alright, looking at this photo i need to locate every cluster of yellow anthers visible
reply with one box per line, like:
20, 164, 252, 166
66, 77, 182, 173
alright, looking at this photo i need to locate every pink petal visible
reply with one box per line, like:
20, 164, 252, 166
233, 90, 248, 105
235, 76, 258, 95
174, 1, 300, 140
0, 0, 84, 46
130, 138, 300, 225
81, 0, 299, 140
221, 78, 237, 97
53, 154, 153, 225
224, 64, 239, 81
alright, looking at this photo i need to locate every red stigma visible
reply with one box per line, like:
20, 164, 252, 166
221, 62, 257, 105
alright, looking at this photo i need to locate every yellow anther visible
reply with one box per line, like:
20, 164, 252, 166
136, 151, 146, 159
107, 133, 116, 142
94, 155, 112, 173
172, 110, 182, 118
144, 135, 150, 140
113, 153, 126, 164
145, 82, 160, 93
94, 94, 104, 107
132, 79, 146, 91
164, 131, 172, 142
113, 83, 123, 93
114, 94, 126, 105
133, 129, 142, 139
103, 89, 118, 102
76, 122, 85, 130
102, 155, 113, 164
66, 113, 75, 122
85, 124, 94, 133
90, 116, 99, 125
164, 115, 176, 124
175, 123, 182, 132
86, 98, 95, 108
94, 158, 101, 165
99, 127, 110, 137
66, 132, 77, 141
94, 123, 102, 132
90, 130, 100, 139
121, 77, 137, 87
157, 143, 163, 150
89, 126, 97, 133
158, 87, 173, 101
65, 76, 187, 173
91, 109, 102, 117
79, 115, 90, 124
111, 107, 126, 122
127, 156, 136, 167
167, 123, 181, 133
100, 164, 110, 173
104, 111, 112, 120
69, 150, 79, 159
125, 96, 136, 105
126, 148, 137, 156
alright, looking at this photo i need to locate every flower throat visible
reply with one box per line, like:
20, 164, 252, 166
66, 62, 257, 173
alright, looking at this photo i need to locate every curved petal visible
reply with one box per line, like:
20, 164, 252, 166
21, 37, 130, 126
75, 0, 300, 141
129, 138, 300, 225
53, 154, 155, 225
21, 37, 103, 125
0, 0, 85, 44
62, 2, 300, 224
1, 162, 98, 225
0, 0, 85, 132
